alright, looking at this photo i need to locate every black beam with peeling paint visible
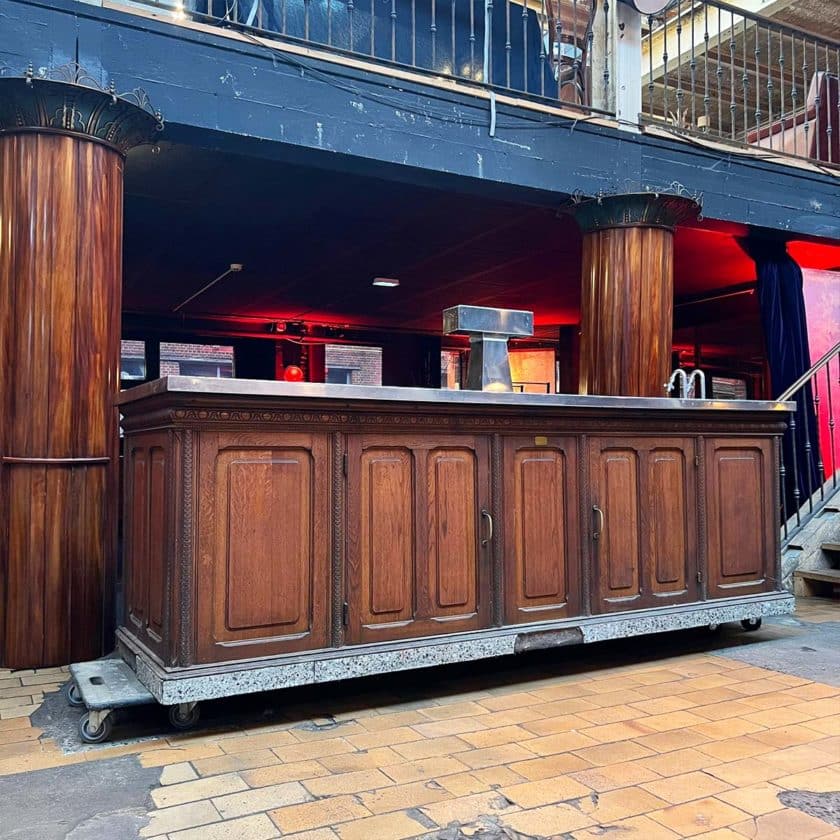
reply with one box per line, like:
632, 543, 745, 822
1, 0, 838, 238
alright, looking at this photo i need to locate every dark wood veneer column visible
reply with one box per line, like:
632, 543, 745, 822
0, 71, 160, 667
571, 193, 700, 397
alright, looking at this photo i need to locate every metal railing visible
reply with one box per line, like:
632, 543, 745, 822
137, 0, 614, 111
779, 341, 840, 545
642, 0, 840, 168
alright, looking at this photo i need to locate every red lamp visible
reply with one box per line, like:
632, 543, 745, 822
283, 365, 304, 382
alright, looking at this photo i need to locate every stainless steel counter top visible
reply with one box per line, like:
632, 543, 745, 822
118, 376, 794, 414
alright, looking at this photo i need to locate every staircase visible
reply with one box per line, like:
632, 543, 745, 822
778, 341, 840, 595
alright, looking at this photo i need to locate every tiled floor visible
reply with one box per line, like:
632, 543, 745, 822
2, 599, 839, 839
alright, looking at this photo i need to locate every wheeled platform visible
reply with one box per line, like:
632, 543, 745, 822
66, 659, 199, 743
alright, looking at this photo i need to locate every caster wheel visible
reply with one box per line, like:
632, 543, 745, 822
741, 617, 762, 632
707, 622, 720, 633
64, 681, 84, 708
169, 704, 201, 730
79, 712, 112, 744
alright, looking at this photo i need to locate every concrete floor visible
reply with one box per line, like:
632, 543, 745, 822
1, 597, 838, 840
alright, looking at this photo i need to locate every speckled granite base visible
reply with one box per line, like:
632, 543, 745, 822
130, 593, 795, 705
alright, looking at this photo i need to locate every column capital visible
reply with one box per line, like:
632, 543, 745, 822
568, 191, 701, 233
0, 62, 163, 156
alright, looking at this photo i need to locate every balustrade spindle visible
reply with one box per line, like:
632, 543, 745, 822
728, 12, 736, 139
470, 0, 476, 80
801, 36, 809, 153
601, 0, 609, 108
813, 373, 825, 499
370, 0, 375, 56
765, 29, 773, 151
663, 12, 670, 122
648, 15, 655, 116
716, 8, 723, 136
790, 412, 801, 526
391, 0, 397, 61
702, 6, 710, 133
779, 30, 786, 153
753, 20, 761, 140
689, 4, 697, 129
431, 0, 437, 70
505, 0, 511, 88
790, 33, 798, 156
741, 15, 748, 138
538, 0, 546, 96
522, 0, 528, 93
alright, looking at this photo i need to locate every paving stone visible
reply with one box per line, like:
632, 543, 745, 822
159, 763, 199, 785
716, 782, 786, 816
497, 775, 592, 808
578, 786, 669, 822
392, 735, 472, 761
509, 753, 594, 781
213, 780, 311, 818
271, 737, 354, 763
572, 739, 655, 766
358, 780, 451, 814
347, 726, 424, 749
642, 770, 733, 804
169, 813, 280, 840
696, 736, 775, 762
140, 800, 221, 836
318, 747, 403, 773
141, 745, 226, 767
151, 773, 248, 808
730, 807, 836, 839
334, 811, 428, 840
420, 790, 519, 826
380, 756, 470, 784
501, 802, 595, 835
640, 747, 723, 776
573, 813, 681, 838
240, 760, 330, 788
304, 768, 394, 796
571, 760, 662, 792
772, 766, 840, 792
269, 795, 372, 833
649, 796, 750, 836
192, 749, 279, 777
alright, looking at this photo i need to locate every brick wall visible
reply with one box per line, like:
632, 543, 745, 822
325, 345, 382, 385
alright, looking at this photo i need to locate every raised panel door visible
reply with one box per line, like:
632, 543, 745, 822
503, 437, 581, 623
591, 442, 642, 611
196, 432, 330, 662
590, 438, 698, 613
645, 444, 698, 604
705, 438, 775, 597
346, 435, 490, 643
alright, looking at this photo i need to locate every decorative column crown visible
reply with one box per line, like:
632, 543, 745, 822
567, 190, 702, 233
0, 63, 163, 155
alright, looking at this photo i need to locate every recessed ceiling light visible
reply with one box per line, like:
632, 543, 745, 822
372, 277, 400, 287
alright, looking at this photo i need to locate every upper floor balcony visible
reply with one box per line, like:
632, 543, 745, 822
109, 0, 838, 169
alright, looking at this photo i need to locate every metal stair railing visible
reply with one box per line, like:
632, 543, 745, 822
779, 341, 840, 546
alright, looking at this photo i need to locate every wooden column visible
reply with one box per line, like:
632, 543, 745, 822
0, 71, 160, 667
571, 193, 700, 397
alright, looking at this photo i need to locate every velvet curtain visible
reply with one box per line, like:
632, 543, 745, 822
742, 237, 821, 519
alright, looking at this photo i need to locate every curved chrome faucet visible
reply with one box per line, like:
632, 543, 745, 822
687, 368, 706, 399
664, 368, 706, 399
664, 369, 689, 397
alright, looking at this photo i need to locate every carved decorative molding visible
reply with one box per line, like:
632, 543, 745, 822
0, 63, 163, 155
567, 190, 701, 233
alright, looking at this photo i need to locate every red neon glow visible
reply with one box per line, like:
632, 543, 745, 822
283, 365, 304, 382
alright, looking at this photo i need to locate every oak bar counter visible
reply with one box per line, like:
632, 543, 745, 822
117, 377, 794, 705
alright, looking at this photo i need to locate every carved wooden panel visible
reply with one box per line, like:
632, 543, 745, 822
123, 433, 170, 659
195, 432, 330, 662
426, 448, 478, 617
705, 438, 774, 597
503, 437, 581, 623
346, 434, 490, 643
592, 443, 641, 609
646, 446, 696, 601
590, 438, 698, 612
358, 447, 414, 627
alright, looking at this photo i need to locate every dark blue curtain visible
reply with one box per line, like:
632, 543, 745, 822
742, 236, 821, 518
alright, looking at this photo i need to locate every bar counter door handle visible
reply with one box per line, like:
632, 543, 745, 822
592, 505, 604, 541
481, 509, 493, 546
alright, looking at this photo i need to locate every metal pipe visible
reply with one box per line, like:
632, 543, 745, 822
172, 263, 244, 313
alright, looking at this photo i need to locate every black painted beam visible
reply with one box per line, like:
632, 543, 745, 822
1, 0, 838, 238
